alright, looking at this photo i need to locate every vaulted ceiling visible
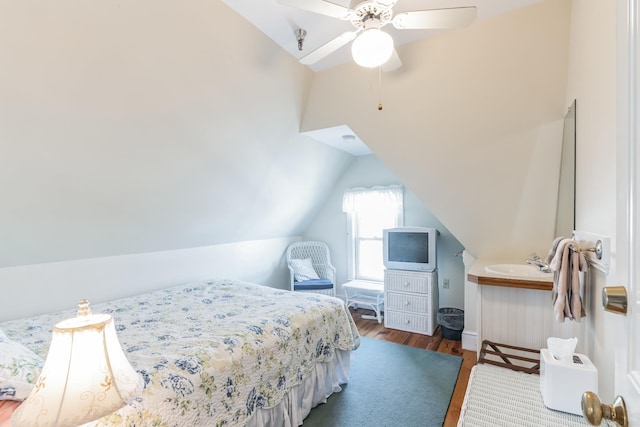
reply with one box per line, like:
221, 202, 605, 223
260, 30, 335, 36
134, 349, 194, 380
0, 0, 570, 268
0, 0, 353, 267
222, 0, 544, 155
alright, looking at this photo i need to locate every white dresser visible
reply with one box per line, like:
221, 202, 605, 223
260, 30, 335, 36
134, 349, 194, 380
384, 269, 438, 335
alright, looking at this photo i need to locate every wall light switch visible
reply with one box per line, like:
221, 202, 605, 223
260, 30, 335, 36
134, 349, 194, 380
443, 279, 450, 289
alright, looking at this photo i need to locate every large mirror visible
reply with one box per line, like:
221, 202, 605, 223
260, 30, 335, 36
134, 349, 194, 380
554, 100, 576, 238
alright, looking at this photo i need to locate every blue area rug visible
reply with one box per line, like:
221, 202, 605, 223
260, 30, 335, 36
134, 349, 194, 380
303, 336, 462, 427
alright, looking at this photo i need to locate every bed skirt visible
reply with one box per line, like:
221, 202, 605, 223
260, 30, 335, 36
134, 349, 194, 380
247, 348, 350, 427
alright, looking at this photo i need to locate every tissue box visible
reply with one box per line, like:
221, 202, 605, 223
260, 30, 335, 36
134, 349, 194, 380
540, 348, 598, 415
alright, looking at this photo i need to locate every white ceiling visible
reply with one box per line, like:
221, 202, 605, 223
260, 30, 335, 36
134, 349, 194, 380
302, 124, 371, 156
221, 0, 541, 156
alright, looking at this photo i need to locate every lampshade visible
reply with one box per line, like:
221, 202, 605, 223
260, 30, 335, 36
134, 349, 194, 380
351, 28, 394, 68
12, 301, 141, 427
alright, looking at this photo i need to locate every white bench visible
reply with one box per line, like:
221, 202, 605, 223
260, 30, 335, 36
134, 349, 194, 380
458, 364, 592, 426
342, 280, 384, 324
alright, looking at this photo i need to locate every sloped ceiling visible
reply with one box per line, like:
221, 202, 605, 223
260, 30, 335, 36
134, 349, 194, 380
0, 0, 571, 269
0, 0, 353, 268
302, 0, 571, 259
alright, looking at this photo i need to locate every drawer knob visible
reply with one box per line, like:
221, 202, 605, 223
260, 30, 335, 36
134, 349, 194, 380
405, 319, 410, 324
404, 282, 410, 287
404, 301, 410, 306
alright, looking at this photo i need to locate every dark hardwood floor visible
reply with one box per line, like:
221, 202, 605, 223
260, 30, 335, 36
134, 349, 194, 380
350, 307, 477, 427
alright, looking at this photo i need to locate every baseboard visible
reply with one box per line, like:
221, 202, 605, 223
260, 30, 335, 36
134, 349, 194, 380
461, 330, 478, 352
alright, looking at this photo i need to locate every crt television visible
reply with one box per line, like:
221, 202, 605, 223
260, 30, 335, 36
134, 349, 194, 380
383, 227, 438, 272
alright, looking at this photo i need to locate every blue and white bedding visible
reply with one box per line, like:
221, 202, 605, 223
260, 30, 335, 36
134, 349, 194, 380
0, 279, 360, 427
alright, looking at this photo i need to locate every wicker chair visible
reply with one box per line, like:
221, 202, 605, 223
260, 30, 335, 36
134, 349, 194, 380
286, 241, 336, 297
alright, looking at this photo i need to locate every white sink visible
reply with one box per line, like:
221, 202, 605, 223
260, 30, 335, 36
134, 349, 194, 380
484, 264, 553, 279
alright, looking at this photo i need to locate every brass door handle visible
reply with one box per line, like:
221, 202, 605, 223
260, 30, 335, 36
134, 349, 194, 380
602, 286, 627, 314
582, 391, 628, 426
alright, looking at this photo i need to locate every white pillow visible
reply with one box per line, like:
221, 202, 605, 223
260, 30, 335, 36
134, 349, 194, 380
0, 329, 44, 401
291, 258, 320, 281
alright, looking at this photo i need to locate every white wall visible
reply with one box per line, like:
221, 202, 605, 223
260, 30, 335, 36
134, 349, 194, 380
303, 155, 466, 309
0, 0, 357, 325
0, 237, 295, 322
0, 0, 352, 269
565, 0, 617, 401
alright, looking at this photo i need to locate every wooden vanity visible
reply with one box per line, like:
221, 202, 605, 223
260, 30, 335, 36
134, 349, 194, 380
467, 270, 553, 291
467, 259, 553, 290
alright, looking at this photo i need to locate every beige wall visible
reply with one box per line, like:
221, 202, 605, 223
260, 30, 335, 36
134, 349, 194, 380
0, 0, 357, 320
0, 238, 295, 322
565, 0, 617, 401
303, 0, 571, 261
0, 0, 352, 269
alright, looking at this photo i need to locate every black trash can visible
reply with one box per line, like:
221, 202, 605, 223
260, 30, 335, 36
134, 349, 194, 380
437, 308, 464, 340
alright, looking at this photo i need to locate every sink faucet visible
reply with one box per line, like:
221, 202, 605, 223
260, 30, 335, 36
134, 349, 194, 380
525, 253, 552, 273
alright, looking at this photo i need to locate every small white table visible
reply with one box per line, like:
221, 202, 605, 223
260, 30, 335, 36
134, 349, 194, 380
342, 280, 384, 323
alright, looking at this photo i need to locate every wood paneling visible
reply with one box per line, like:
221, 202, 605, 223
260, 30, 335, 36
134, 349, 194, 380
351, 307, 477, 427
478, 285, 574, 350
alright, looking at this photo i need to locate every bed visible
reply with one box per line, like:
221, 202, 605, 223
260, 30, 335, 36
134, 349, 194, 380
0, 279, 360, 427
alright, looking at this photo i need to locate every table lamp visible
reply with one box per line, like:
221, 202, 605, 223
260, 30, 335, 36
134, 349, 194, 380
11, 300, 142, 427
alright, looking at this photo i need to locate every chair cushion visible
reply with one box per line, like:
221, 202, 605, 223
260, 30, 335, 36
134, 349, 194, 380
290, 258, 320, 281
294, 279, 333, 291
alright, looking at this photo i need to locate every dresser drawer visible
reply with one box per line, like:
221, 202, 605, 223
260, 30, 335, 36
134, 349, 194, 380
384, 270, 432, 294
385, 291, 432, 313
383, 269, 438, 336
384, 309, 436, 336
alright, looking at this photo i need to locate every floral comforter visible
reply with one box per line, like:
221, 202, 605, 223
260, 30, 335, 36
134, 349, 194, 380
0, 280, 361, 426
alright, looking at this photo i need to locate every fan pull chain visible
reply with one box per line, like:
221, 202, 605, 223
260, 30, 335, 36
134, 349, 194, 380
377, 66, 383, 111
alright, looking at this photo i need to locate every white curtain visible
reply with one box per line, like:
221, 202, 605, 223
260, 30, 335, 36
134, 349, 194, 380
341, 184, 403, 215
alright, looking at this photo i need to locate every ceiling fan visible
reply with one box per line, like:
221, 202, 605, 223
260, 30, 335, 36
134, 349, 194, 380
279, 0, 477, 69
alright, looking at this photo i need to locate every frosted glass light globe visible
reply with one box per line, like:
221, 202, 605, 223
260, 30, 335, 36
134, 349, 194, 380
351, 28, 394, 68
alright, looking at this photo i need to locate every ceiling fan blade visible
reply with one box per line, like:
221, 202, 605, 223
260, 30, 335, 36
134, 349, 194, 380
373, 0, 398, 8
299, 31, 357, 65
381, 49, 402, 72
392, 7, 477, 30
277, 0, 353, 20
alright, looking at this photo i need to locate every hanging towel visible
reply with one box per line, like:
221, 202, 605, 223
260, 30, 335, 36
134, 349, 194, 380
545, 236, 566, 265
548, 238, 588, 322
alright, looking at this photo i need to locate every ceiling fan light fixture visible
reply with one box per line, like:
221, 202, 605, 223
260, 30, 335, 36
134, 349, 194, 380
351, 28, 394, 68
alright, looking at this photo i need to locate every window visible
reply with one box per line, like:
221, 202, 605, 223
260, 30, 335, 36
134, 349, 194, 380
342, 185, 403, 281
